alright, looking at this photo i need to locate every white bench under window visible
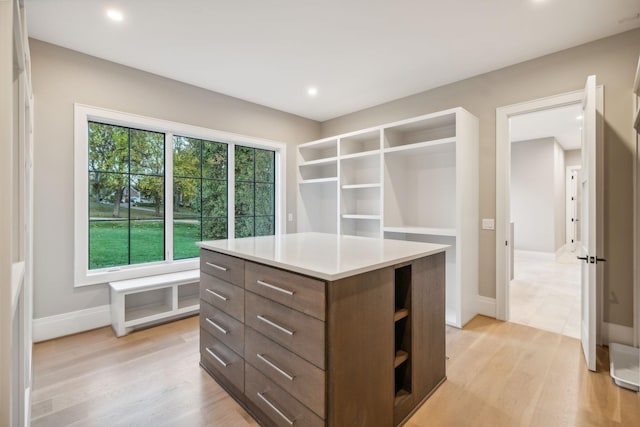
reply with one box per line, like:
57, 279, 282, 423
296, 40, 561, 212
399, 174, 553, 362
109, 270, 200, 337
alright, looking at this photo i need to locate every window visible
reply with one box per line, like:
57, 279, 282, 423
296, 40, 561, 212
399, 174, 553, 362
173, 136, 228, 260
235, 146, 276, 238
88, 123, 165, 269
74, 104, 286, 286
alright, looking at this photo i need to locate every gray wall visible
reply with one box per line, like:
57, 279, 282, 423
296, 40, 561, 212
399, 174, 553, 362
30, 40, 320, 319
320, 29, 640, 327
553, 142, 566, 252
511, 138, 559, 252
565, 149, 582, 167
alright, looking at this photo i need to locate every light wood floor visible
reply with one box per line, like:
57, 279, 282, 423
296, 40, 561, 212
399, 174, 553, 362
32, 315, 640, 426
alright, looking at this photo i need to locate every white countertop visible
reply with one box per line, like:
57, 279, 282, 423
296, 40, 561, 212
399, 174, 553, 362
197, 232, 448, 281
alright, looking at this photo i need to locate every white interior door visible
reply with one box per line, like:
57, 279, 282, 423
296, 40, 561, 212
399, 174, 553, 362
579, 75, 599, 371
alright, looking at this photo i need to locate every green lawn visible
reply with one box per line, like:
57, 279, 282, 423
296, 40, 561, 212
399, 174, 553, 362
89, 220, 201, 269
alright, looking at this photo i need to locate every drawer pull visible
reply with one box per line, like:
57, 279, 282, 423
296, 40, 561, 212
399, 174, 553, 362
257, 279, 294, 296
257, 392, 295, 426
205, 261, 228, 271
205, 347, 229, 367
205, 288, 228, 301
257, 353, 295, 381
257, 315, 295, 336
205, 317, 229, 335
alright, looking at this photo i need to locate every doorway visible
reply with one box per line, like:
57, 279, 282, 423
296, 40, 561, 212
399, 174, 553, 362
508, 104, 583, 338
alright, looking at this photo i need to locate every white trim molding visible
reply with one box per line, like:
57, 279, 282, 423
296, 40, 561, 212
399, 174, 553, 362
33, 305, 111, 342
477, 296, 497, 318
601, 321, 635, 347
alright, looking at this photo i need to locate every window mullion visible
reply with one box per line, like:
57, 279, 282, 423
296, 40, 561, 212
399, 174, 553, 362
228, 143, 235, 239
165, 133, 174, 261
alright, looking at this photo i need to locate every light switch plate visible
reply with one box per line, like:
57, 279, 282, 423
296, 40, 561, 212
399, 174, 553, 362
482, 218, 495, 230
287, 213, 293, 222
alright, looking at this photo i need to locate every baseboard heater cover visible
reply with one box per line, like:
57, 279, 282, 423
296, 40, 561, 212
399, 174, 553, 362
609, 343, 639, 392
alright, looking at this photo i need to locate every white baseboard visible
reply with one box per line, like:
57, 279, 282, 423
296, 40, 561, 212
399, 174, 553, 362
477, 296, 496, 318
601, 321, 635, 347
33, 304, 111, 342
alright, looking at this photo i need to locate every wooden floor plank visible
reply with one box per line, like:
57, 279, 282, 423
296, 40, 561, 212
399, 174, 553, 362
32, 315, 640, 426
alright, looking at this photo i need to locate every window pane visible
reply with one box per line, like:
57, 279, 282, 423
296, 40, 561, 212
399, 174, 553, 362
203, 217, 227, 240
256, 216, 275, 236
173, 136, 201, 179
235, 146, 254, 181
174, 178, 201, 219
235, 216, 254, 238
255, 183, 274, 216
130, 129, 165, 175
202, 179, 227, 217
174, 218, 201, 260
203, 140, 227, 180
130, 175, 164, 220
89, 220, 129, 269
130, 220, 164, 264
89, 172, 131, 219
88, 122, 129, 173
235, 182, 254, 217
255, 149, 275, 183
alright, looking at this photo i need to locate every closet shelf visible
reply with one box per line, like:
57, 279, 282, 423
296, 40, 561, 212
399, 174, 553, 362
340, 150, 381, 160
341, 183, 381, 190
394, 350, 409, 368
394, 308, 409, 322
299, 177, 338, 185
342, 214, 381, 220
383, 137, 455, 156
299, 157, 338, 167
384, 226, 456, 237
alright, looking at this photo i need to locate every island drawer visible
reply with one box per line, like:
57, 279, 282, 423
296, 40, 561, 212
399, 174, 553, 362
245, 262, 326, 321
245, 292, 325, 370
245, 364, 324, 427
200, 328, 244, 393
200, 249, 244, 287
200, 301, 244, 356
200, 272, 244, 322
245, 326, 326, 418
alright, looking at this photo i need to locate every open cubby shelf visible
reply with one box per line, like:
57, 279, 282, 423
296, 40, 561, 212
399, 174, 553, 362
394, 265, 412, 402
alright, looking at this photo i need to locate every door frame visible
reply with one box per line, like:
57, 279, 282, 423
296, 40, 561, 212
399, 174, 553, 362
566, 165, 582, 251
495, 88, 604, 346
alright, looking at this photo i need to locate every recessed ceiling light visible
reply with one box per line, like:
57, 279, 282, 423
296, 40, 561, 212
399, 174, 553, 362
307, 87, 318, 97
576, 115, 583, 120
107, 9, 124, 22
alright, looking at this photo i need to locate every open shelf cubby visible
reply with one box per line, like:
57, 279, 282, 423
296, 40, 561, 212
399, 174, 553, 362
394, 264, 412, 402
298, 137, 338, 163
383, 112, 456, 149
340, 129, 381, 156
298, 180, 338, 233
124, 287, 173, 323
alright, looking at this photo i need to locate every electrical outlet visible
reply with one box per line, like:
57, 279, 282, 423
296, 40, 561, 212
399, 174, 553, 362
287, 213, 293, 222
482, 218, 495, 230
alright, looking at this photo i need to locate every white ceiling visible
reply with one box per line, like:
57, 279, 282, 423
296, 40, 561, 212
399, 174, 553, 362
510, 103, 583, 150
25, 0, 640, 121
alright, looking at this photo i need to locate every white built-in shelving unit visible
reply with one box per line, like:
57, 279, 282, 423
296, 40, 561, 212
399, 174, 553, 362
297, 108, 479, 328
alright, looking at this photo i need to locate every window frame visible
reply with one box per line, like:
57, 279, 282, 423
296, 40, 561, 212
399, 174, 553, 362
74, 104, 286, 287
